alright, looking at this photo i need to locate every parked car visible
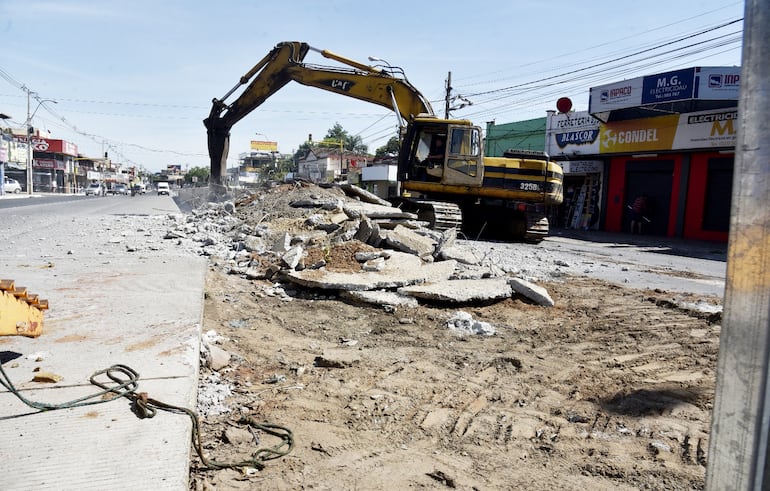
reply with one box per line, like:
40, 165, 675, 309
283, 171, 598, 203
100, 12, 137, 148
3, 177, 22, 194
112, 183, 128, 195
85, 182, 103, 196
157, 182, 170, 195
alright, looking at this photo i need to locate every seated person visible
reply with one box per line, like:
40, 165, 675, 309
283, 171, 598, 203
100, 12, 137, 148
425, 135, 446, 167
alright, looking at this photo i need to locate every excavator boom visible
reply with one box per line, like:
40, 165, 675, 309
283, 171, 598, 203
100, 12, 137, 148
204, 41, 434, 185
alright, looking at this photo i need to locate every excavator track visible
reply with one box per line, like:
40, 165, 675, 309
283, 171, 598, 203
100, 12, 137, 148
415, 201, 463, 233
0, 279, 48, 338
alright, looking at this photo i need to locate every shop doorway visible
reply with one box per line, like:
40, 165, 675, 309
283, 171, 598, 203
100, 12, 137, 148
624, 160, 674, 236
702, 157, 732, 232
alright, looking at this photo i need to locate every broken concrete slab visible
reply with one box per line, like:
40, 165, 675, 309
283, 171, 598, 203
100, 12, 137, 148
509, 277, 555, 307
437, 245, 481, 265
398, 277, 512, 303
383, 225, 436, 258
339, 183, 393, 207
282, 251, 456, 291
343, 201, 418, 221
340, 290, 420, 308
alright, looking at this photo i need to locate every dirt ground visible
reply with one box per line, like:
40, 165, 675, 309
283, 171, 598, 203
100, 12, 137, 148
190, 264, 720, 490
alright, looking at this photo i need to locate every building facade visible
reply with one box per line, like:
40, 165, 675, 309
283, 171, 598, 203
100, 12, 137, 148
480, 66, 741, 243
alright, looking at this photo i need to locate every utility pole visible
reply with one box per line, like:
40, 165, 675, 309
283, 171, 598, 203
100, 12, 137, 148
706, 1, 770, 489
25, 88, 32, 195
444, 71, 451, 119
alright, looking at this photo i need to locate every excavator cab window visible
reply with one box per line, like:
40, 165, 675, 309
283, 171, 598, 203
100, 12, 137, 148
446, 126, 481, 177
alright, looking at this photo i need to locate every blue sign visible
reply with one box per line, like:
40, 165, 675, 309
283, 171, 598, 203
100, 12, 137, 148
641, 68, 695, 105
555, 129, 599, 149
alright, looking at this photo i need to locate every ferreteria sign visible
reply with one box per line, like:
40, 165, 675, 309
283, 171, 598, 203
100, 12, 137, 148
545, 111, 602, 156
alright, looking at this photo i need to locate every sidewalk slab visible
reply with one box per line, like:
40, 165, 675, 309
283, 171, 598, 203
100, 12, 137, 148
0, 197, 205, 490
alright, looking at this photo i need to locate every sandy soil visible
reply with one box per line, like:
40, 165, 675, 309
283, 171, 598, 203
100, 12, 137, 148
190, 266, 720, 490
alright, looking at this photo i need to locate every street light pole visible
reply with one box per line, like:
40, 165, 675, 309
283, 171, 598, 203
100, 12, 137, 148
23, 90, 57, 195
25, 89, 31, 195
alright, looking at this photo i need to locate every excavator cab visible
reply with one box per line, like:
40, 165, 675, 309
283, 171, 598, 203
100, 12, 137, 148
402, 120, 483, 188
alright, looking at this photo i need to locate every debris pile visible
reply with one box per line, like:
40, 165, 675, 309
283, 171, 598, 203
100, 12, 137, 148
172, 182, 555, 308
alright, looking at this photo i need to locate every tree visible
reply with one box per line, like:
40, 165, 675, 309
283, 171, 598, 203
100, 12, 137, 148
375, 136, 400, 158
294, 123, 370, 164
324, 122, 367, 153
185, 166, 210, 187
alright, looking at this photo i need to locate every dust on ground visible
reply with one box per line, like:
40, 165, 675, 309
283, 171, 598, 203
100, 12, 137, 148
189, 183, 720, 490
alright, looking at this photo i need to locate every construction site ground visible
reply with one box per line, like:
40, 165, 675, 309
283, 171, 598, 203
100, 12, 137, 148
190, 186, 726, 491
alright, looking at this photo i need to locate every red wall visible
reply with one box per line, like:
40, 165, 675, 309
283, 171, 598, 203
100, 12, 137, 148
683, 152, 730, 242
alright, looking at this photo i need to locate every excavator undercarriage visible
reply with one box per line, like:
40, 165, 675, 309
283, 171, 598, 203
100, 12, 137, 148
0, 279, 47, 338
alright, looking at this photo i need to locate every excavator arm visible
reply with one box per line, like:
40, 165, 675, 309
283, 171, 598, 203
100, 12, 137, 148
204, 41, 435, 185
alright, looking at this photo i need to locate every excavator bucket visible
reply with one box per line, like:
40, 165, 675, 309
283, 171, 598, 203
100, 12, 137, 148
0, 279, 47, 338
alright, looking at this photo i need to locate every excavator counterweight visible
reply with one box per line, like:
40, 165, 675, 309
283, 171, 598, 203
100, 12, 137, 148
0, 279, 47, 338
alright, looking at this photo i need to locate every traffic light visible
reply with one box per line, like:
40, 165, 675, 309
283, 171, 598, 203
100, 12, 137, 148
27, 126, 33, 135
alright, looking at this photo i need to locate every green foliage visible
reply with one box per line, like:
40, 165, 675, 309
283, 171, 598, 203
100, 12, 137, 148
375, 136, 400, 158
323, 122, 368, 153
293, 122, 371, 163
184, 166, 210, 186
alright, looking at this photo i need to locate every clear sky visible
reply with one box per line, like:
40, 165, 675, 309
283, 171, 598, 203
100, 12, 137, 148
0, 0, 745, 173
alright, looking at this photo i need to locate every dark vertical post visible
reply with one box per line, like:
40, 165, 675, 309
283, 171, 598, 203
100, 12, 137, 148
445, 72, 452, 119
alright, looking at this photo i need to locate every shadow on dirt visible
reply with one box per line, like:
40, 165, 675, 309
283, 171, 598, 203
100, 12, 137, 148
599, 385, 708, 417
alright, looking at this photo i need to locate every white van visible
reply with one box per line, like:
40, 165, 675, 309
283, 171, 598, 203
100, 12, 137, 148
157, 182, 170, 195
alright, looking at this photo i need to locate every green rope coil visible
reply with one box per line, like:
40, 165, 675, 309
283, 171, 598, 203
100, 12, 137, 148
0, 362, 293, 471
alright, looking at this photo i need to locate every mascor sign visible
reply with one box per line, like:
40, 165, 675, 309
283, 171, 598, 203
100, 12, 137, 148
546, 111, 602, 156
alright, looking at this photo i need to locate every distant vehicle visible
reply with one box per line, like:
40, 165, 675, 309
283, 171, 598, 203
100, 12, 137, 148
157, 182, 170, 195
85, 182, 103, 196
3, 177, 22, 194
112, 183, 129, 195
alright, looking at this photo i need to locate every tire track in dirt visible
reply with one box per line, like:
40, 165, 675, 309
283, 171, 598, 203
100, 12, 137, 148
196, 270, 720, 490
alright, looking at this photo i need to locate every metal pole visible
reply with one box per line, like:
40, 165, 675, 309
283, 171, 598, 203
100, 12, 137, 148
26, 89, 32, 195
706, 1, 770, 489
445, 72, 451, 119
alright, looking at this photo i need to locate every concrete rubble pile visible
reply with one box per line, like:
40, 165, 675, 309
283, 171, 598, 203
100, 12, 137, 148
172, 182, 555, 309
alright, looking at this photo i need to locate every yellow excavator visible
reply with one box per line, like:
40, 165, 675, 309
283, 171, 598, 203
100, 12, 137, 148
204, 41, 563, 241
0, 279, 46, 337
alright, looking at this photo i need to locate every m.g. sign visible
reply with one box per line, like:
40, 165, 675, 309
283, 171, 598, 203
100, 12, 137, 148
641, 68, 696, 105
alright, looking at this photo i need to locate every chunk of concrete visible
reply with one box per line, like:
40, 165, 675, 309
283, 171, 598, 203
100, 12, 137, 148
344, 202, 418, 220
339, 183, 394, 207
509, 277, 554, 307
205, 344, 231, 371
283, 251, 456, 291
282, 245, 304, 269
341, 290, 420, 308
383, 225, 436, 257
398, 278, 512, 303
438, 245, 481, 265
